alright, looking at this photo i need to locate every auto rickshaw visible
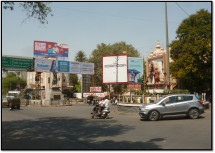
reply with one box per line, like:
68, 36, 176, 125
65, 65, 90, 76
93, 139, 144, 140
8, 98, 21, 110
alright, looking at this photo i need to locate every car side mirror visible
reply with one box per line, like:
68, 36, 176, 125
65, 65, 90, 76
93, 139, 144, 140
162, 102, 165, 106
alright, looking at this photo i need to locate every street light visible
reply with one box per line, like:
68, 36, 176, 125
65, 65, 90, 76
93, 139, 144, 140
165, 2, 170, 89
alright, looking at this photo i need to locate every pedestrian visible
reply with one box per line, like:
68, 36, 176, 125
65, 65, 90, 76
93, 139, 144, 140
194, 92, 200, 99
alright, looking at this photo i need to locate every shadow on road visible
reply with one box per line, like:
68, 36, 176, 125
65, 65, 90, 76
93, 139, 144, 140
2, 117, 164, 150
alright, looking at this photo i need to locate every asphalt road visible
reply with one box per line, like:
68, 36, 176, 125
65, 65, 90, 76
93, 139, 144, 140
2, 104, 212, 150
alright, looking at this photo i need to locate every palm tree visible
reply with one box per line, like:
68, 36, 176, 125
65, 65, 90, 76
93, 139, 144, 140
75, 50, 87, 62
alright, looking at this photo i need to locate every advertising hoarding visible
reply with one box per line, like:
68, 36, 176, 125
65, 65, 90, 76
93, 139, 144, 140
128, 57, 143, 84
70, 62, 81, 74
102, 55, 128, 84
35, 58, 58, 72
35, 58, 94, 75
58, 61, 70, 73
90, 87, 102, 93
83, 93, 105, 98
34, 41, 69, 57
127, 84, 142, 91
81, 62, 94, 75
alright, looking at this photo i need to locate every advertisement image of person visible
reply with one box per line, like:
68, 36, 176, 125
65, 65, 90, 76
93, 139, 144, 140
50, 60, 57, 72
53, 43, 59, 54
130, 70, 135, 83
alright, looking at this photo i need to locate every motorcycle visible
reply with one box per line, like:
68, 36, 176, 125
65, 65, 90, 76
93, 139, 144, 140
90, 106, 110, 119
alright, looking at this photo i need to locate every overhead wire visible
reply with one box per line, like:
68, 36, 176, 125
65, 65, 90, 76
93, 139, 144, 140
175, 2, 190, 17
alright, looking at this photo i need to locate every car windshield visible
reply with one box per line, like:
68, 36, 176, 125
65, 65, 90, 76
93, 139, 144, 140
154, 96, 167, 104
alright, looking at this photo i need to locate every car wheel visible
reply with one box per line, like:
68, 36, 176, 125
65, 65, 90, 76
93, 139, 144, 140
188, 108, 199, 119
148, 110, 159, 121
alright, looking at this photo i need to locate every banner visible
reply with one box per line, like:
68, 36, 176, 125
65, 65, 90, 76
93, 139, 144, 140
35, 58, 58, 72
128, 57, 143, 83
127, 84, 142, 91
70, 62, 81, 74
34, 41, 69, 57
58, 61, 70, 73
102, 55, 128, 84
90, 87, 102, 93
81, 62, 94, 75
35, 58, 94, 75
83, 93, 105, 98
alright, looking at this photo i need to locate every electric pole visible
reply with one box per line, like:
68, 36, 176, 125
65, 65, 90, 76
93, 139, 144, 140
165, 2, 170, 89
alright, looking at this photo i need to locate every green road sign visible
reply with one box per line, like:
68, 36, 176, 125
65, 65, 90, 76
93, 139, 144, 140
2, 56, 33, 70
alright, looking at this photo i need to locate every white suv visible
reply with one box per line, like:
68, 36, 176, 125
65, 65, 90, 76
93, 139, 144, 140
139, 94, 204, 121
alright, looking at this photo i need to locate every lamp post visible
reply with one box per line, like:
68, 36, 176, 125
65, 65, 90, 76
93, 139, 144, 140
165, 2, 170, 89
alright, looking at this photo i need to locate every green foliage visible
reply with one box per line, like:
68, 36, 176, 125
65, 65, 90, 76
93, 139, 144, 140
2, 72, 27, 93
170, 9, 212, 93
69, 74, 78, 86
75, 50, 88, 62
89, 41, 140, 92
3, 2, 53, 24
75, 81, 81, 93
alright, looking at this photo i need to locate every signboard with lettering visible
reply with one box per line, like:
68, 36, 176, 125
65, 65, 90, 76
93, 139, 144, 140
90, 87, 102, 93
2, 56, 33, 70
127, 84, 142, 91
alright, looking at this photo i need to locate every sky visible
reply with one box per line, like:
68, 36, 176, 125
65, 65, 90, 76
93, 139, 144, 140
2, 2, 212, 61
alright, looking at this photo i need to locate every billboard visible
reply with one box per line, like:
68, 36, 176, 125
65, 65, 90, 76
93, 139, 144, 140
81, 62, 95, 75
90, 87, 102, 93
127, 84, 142, 91
34, 41, 69, 57
128, 57, 143, 83
35, 58, 94, 75
35, 58, 58, 72
58, 61, 70, 73
102, 55, 128, 84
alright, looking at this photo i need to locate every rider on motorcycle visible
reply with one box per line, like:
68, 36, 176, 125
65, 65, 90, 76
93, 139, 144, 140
98, 97, 105, 114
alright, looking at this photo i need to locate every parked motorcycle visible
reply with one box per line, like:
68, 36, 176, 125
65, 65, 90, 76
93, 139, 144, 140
90, 107, 110, 119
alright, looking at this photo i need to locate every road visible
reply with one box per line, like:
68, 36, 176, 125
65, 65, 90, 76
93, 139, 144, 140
2, 104, 212, 150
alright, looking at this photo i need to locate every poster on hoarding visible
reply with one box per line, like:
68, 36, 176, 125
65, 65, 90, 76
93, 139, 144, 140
128, 57, 143, 84
81, 62, 94, 75
35, 58, 58, 72
58, 61, 70, 73
35, 58, 94, 75
83, 93, 105, 98
90, 87, 102, 93
34, 41, 69, 57
102, 55, 128, 84
127, 84, 142, 91
70, 62, 81, 74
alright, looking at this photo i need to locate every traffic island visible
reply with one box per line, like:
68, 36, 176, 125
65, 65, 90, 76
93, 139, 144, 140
117, 103, 142, 113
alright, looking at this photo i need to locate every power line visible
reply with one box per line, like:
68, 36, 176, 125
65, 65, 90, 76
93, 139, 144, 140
175, 2, 190, 17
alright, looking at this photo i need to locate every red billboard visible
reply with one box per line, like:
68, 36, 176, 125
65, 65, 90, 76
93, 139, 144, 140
34, 41, 69, 57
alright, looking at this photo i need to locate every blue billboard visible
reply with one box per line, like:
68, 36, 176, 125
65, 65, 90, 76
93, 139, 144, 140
128, 57, 143, 83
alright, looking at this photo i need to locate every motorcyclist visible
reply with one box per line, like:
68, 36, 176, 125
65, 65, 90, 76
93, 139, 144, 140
104, 97, 110, 109
98, 97, 105, 114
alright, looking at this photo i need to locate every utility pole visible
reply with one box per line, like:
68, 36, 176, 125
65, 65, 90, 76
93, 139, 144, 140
165, 2, 170, 89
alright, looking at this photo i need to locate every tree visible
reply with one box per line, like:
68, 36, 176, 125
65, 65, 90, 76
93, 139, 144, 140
3, 2, 53, 24
2, 72, 27, 93
170, 9, 212, 93
69, 74, 79, 92
75, 50, 87, 62
89, 41, 140, 92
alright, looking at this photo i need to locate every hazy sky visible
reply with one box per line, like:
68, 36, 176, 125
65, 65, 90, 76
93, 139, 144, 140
2, 2, 212, 61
